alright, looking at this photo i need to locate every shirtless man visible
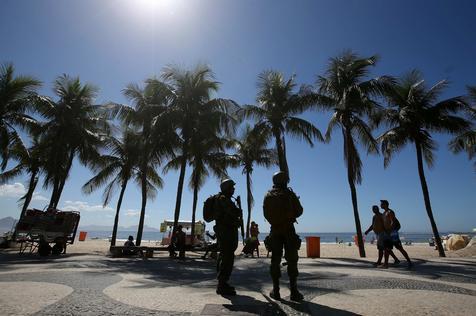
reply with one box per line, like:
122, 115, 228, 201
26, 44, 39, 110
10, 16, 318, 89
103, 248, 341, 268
381, 200, 412, 268
365, 205, 400, 267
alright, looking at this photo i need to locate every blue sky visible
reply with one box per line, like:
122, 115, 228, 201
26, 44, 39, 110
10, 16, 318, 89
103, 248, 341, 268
1, 0, 475, 233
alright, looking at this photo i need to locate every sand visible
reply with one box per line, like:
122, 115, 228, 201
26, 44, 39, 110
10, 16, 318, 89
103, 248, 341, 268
64, 238, 475, 259
2, 237, 475, 315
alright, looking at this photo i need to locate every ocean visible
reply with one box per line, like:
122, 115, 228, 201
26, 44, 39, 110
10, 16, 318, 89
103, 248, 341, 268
83, 230, 475, 244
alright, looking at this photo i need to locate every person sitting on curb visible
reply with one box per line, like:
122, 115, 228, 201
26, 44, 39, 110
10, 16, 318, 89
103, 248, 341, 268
123, 235, 143, 257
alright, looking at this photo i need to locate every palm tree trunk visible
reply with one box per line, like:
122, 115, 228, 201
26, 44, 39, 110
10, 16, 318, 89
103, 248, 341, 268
13, 170, 38, 239
136, 168, 147, 246
111, 181, 127, 247
344, 129, 365, 258
245, 170, 252, 239
415, 142, 445, 257
190, 182, 199, 245
23, 171, 38, 215
53, 150, 75, 208
48, 178, 60, 209
172, 152, 187, 234
282, 134, 289, 174
347, 173, 366, 258
273, 129, 289, 176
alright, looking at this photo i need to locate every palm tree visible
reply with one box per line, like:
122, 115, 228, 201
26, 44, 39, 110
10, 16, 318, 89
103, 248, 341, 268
162, 64, 239, 234
0, 137, 44, 238
120, 78, 177, 245
0, 63, 41, 170
449, 86, 476, 171
316, 52, 392, 258
242, 70, 323, 176
36, 74, 109, 209
184, 131, 230, 244
231, 125, 276, 238
379, 70, 471, 257
82, 131, 141, 246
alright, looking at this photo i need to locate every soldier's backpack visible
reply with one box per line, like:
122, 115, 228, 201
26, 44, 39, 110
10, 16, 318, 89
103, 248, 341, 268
203, 194, 220, 222
263, 188, 299, 226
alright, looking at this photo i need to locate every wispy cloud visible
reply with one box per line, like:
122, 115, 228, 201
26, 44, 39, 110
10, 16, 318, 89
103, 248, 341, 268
0, 183, 49, 203
62, 200, 113, 212
0, 183, 26, 198
124, 209, 149, 218
124, 209, 140, 217
32, 193, 48, 201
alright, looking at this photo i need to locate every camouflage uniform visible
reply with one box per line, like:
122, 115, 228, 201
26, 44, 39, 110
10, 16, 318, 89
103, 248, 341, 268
263, 186, 303, 299
215, 193, 241, 286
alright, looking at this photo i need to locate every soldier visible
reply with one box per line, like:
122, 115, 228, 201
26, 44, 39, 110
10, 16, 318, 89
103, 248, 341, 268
263, 171, 304, 301
215, 178, 242, 296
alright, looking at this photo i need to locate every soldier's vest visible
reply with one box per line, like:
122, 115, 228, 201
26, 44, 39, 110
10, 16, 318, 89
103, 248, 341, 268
215, 194, 241, 229
264, 188, 299, 229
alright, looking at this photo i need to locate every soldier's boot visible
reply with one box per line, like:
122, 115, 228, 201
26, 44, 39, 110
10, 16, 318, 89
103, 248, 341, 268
289, 278, 304, 301
269, 278, 281, 300
223, 283, 235, 291
216, 280, 236, 296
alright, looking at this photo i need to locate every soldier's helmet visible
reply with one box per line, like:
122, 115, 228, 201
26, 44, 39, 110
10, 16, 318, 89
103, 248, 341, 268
272, 171, 289, 185
220, 178, 236, 191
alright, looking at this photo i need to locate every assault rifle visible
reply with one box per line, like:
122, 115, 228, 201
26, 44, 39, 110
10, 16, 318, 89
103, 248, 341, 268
235, 195, 245, 245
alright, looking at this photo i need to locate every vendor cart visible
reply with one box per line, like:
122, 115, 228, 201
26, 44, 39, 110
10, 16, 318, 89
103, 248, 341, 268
160, 220, 206, 247
15, 208, 80, 254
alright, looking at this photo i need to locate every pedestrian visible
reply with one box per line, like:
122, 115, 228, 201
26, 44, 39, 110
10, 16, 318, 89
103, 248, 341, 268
365, 205, 399, 267
381, 200, 412, 268
263, 171, 304, 301
202, 230, 218, 259
250, 222, 260, 257
175, 225, 186, 259
214, 178, 242, 296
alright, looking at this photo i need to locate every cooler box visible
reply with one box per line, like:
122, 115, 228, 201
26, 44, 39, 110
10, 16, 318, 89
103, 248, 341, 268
306, 236, 320, 258
78, 231, 87, 241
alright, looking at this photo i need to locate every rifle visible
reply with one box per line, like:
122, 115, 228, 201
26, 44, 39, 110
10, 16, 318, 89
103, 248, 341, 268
236, 195, 245, 245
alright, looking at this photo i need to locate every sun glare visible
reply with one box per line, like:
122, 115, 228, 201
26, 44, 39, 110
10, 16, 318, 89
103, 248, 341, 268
132, 0, 177, 16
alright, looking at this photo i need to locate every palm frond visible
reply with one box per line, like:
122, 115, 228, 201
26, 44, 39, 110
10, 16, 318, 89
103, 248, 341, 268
82, 161, 120, 194
163, 156, 184, 173
101, 177, 120, 207
378, 127, 410, 168
285, 117, 324, 146
325, 112, 342, 142
0, 165, 24, 184
352, 117, 378, 154
449, 130, 476, 159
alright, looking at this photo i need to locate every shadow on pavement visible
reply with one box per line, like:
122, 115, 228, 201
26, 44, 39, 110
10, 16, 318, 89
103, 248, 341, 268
281, 298, 360, 316
0, 251, 96, 268
215, 293, 359, 316
302, 257, 476, 283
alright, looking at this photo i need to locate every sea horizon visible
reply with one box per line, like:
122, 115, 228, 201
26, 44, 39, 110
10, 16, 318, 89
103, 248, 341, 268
83, 230, 476, 244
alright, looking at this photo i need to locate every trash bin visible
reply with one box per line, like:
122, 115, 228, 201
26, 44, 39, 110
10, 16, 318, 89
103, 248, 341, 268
79, 231, 87, 241
306, 236, 320, 258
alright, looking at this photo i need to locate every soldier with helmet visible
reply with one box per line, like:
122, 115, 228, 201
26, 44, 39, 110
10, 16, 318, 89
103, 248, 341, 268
263, 171, 304, 301
214, 178, 243, 296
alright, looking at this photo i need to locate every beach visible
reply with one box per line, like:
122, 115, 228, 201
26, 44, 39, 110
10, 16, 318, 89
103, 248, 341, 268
65, 238, 476, 259
1, 238, 475, 315
1, 235, 475, 316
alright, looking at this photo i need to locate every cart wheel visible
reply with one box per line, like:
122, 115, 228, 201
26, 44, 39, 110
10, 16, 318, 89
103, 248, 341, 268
38, 242, 52, 256
51, 243, 64, 255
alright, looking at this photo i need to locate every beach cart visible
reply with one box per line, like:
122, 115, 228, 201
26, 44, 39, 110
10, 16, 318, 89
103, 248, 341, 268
15, 208, 80, 254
